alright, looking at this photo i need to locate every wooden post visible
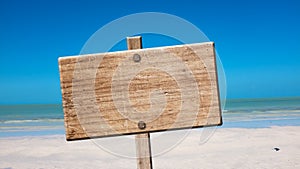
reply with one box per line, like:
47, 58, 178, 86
127, 36, 153, 169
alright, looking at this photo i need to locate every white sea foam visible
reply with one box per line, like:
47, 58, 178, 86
0, 118, 64, 124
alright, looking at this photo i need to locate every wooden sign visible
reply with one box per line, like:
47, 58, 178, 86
59, 40, 222, 141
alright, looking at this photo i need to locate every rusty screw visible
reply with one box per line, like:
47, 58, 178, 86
133, 54, 141, 62
138, 121, 146, 130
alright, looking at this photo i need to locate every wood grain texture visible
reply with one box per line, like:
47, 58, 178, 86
127, 36, 153, 169
58, 42, 222, 140
127, 36, 142, 50
136, 133, 152, 169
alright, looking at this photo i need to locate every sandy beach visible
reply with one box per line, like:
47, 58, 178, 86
1, 126, 299, 169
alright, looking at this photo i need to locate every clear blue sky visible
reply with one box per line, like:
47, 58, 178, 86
0, 0, 299, 104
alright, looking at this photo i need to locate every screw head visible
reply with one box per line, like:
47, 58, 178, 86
138, 121, 146, 130
133, 54, 141, 62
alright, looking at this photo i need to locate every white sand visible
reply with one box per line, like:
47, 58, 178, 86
0, 126, 299, 169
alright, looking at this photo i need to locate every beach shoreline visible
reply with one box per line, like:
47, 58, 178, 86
1, 98, 299, 168
1, 126, 299, 169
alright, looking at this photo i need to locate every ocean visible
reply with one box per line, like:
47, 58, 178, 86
0, 104, 64, 137
0, 98, 299, 137
222, 97, 300, 128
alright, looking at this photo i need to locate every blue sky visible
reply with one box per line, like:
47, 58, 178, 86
0, 0, 299, 104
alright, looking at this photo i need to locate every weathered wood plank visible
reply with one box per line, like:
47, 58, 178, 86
58, 41, 222, 140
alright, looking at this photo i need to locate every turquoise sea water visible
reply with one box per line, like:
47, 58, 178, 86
0, 104, 64, 137
222, 97, 300, 128
0, 98, 299, 137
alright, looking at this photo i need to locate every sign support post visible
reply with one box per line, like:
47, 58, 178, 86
127, 36, 153, 169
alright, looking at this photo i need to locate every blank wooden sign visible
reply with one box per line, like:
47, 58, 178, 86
59, 42, 222, 140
